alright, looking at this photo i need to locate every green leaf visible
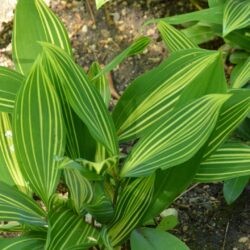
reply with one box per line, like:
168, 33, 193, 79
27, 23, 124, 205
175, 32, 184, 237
0, 181, 46, 227
45, 208, 99, 250
95, 0, 111, 9
202, 89, 250, 158
223, 0, 250, 36
0, 67, 23, 113
107, 176, 154, 246
145, 6, 223, 25
113, 49, 224, 141
41, 44, 118, 157
13, 56, 66, 204
196, 143, 250, 182
156, 208, 179, 231
64, 169, 93, 214
0, 113, 28, 193
226, 29, 250, 51
208, 0, 225, 7
85, 182, 114, 224
88, 62, 111, 107
181, 23, 218, 45
121, 94, 229, 177
130, 228, 189, 250
231, 57, 250, 88
13, 0, 72, 75
93, 36, 150, 79
223, 176, 249, 204
0, 232, 46, 250
157, 21, 198, 52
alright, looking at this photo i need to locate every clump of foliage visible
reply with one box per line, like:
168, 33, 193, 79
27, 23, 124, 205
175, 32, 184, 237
149, 0, 250, 205
0, 0, 249, 249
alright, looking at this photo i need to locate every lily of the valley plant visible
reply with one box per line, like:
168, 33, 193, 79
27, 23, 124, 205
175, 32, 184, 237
0, 0, 250, 249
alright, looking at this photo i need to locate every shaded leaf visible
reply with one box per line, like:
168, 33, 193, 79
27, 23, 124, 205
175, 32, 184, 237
223, 176, 249, 204
0, 181, 46, 227
130, 228, 189, 250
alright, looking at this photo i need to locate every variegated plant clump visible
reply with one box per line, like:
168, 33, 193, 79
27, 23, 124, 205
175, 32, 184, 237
0, 0, 249, 249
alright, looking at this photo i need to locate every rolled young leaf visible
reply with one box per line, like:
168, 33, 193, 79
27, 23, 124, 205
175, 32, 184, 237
223, 0, 250, 36
0, 67, 23, 113
41, 44, 119, 157
121, 94, 230, 177
13, 55, 66, 205
113, 49, 224, 141
13, 0, 72, 75
0, 181, 46, 227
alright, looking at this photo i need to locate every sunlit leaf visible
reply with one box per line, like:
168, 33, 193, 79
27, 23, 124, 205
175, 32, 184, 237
196, 143, 250, 182
113, 49, 224, 141
0, 113, 28, 194
121, 94, 229, 177
0, 67, 23, 113
223, 0, 250, 36
41, 44, 118, 157
45, 207, 99, 250
157, 21, 197, 52
13, 56, 66, 204
13, 0, 72, 75
107, 176, 154, 246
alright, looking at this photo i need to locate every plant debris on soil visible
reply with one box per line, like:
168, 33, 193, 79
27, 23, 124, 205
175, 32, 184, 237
0, 0, 249, 249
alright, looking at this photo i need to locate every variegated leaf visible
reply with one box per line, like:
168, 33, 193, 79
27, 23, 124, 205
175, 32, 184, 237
0, 67, 23, 113
203, 89, 250, 158
41, 44, 118, 157
231, 57, 250, 88
223, 0, 250, 36
113, 49, 224, 141
13, 56, 66, 204
64, 169, 93, 214
157, 21, 198, 52
0, 113, 28, 194
45, 208, 99, 250
13, 0, 72, 75
107, 176, 154, 246
0, 181, 46, 227
121, 94, 230, 177
196, 143, 250, 181
0, 232, 46, 250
